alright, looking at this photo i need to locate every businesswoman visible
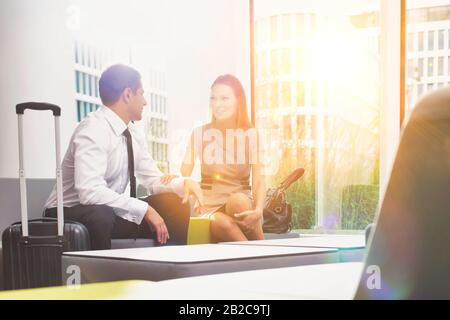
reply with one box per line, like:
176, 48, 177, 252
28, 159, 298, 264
181, 74, 266, 242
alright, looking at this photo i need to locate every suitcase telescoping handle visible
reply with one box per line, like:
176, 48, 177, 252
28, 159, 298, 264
16, 102, 64, 237
16, 102, 61, 116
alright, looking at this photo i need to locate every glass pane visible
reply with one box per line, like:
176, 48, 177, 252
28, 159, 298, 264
76, 100, 81, 122
408, 32, 414, 51
88, 75, 92, 96
75, 71, 80, 93
296, 81, 305, 106
418, 83, 424, 96
428, 57, 434, 77
270, 81, 278, 108
296, 13, 305, 37
83, 72, 87, 95
281, 48, 291, 75
296, 47, 305, 74
418, 57, 424, 77
428, 30, 434, 50
254, 0, 382, 230
438, 29, 445, 49
448, 56, 450, 75
94, 77, 98, 97
281, 14, 292, 40
438, 56, 444, 76
418, 31, 424, 51
270, 15, 278, 42
281, 81, 291, 107
405, 1, 450, 119
448, 29, 450, 48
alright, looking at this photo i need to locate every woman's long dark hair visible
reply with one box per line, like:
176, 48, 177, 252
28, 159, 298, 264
211, 74, 253, 129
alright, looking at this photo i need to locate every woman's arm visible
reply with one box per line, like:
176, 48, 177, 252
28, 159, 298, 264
180, 131, 196, 177
234, 163, 266, 232
234, 129, 266, 231
251, 127, 265, 214
180, 151, 194, 177
251, 163, 266, 215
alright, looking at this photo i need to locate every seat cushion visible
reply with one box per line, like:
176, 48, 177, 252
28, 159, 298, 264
0, 245, 3, 290
111, 239, 156, 249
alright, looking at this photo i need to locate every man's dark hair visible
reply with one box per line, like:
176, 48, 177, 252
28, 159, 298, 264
99, 64, 141, 106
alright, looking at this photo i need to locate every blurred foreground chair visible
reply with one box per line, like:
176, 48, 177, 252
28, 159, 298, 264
356, 89, 450, 299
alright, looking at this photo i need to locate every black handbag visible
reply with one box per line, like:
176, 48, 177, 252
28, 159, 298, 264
263, 168, 305, 234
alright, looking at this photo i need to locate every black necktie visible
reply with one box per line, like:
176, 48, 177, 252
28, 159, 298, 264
123, 128, 136, 198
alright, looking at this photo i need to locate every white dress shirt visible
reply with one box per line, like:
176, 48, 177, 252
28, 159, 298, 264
44, 106, 185, 225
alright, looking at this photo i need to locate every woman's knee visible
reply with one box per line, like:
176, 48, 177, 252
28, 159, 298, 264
211, 214, 238, 233
225, 193, 253, 216
210, 213, 247, 242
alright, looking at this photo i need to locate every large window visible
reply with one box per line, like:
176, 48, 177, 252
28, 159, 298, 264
405, 1, 450, 120
254, 0, 382, 230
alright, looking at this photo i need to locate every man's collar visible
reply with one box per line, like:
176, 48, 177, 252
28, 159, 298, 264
102, 106, 128, 136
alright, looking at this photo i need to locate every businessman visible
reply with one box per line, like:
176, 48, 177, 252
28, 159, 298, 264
44, 64, 203, 250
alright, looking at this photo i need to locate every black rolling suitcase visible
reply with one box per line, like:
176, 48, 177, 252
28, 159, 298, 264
2, 102, 90, 290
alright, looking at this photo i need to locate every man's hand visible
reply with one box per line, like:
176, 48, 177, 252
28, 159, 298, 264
234, 209, 263, 234
160, 174, 178, 185
182, 178, 205, 207
144, 206, 169, 244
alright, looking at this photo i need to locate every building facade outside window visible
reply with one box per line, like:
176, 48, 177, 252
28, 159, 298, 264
254, 0, 381, 230
73, 40, 170, 173
405, 2, 450, 119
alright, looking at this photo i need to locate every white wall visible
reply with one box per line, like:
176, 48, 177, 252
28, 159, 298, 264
0, 0, 77, 178
0, 0, 250, 179
164, 0, 250, 175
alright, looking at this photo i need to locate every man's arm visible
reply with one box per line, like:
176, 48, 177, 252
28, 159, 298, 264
132, 126, 204, 207
132, 126, 186, 197
73, 129, 148, 224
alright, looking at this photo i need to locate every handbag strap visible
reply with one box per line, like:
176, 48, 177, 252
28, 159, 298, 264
279, 168, 305, 192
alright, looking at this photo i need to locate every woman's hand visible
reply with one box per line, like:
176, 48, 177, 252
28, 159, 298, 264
182, 178, 205, 207
233, 209, 263, 234
160, 174, 178, 185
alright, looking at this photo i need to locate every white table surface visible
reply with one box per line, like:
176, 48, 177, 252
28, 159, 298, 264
144, 262, 364, 300
0, 263, 363, 300
221, 234, 366, 249
63, 244, 338, 263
